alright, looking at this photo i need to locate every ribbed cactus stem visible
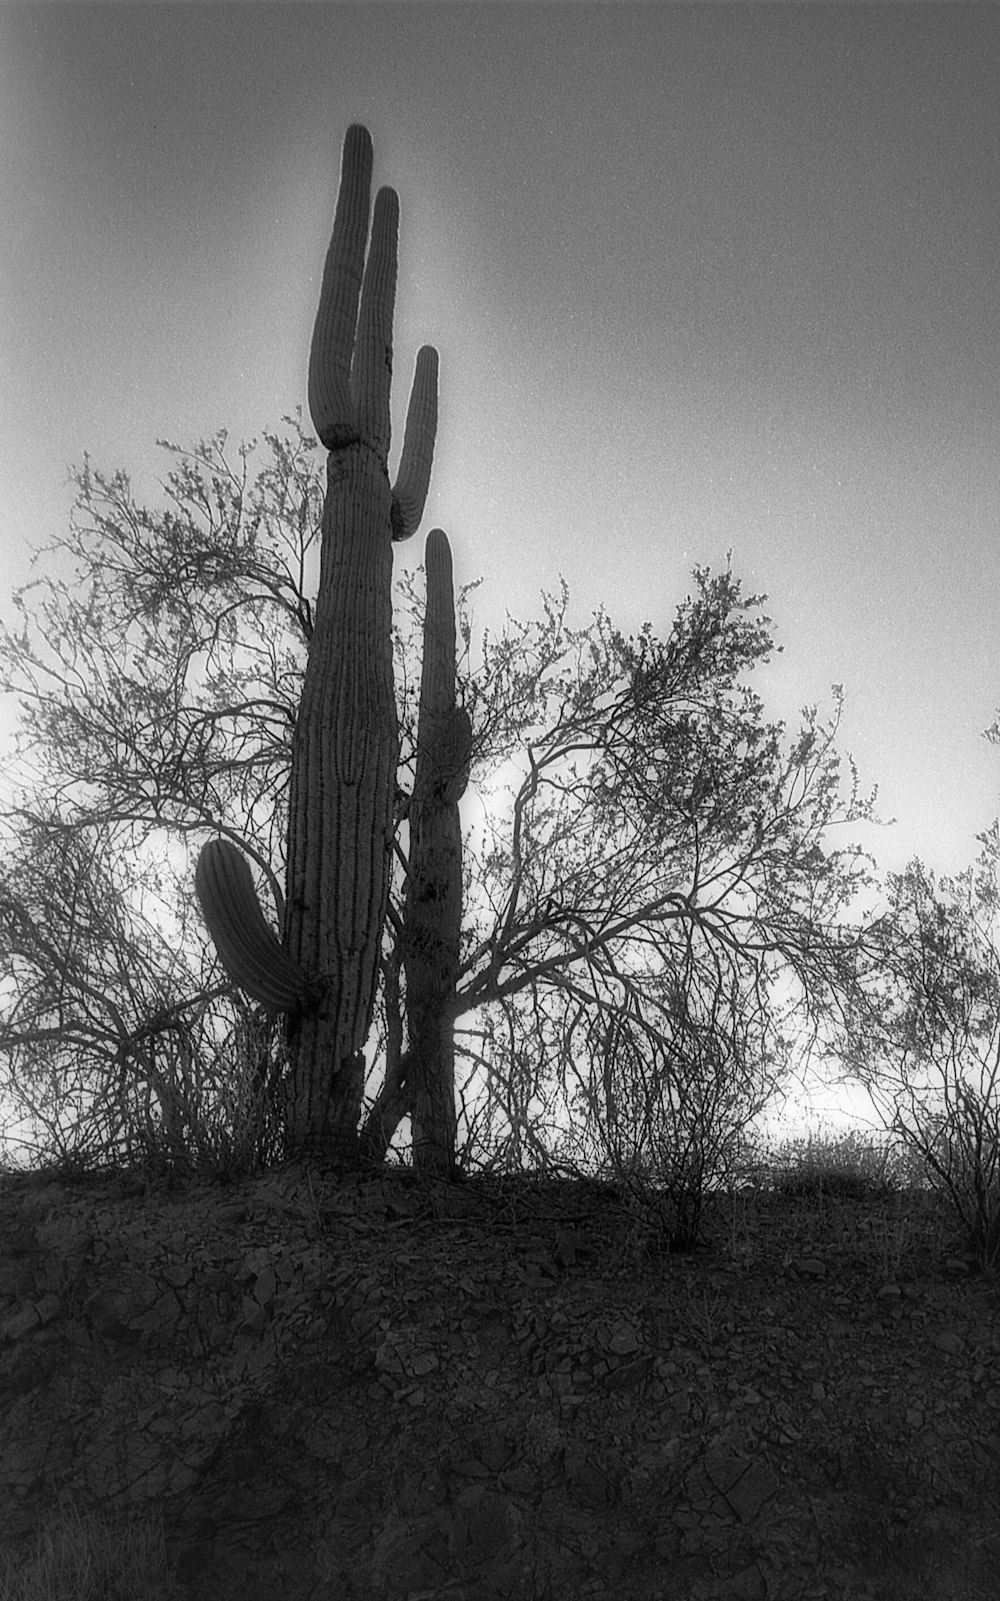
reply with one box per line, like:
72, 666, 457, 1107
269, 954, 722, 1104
195, 839, 313, 1013
420, 530, 469, 784
403, 527, 470, 1173
307, 124, 437, 524
279, 123, 439, 1159
308, 123, 373, 450
391, 346, 439, 541
193, 123, 438, 1163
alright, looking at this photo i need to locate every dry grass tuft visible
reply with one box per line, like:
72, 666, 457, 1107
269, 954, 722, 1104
0, 1501, 184, 1601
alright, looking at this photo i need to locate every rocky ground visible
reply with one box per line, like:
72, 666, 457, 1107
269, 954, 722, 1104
0, 1160, 998, 1600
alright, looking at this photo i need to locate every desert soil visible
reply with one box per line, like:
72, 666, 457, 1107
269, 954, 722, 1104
1, 1161, 998, 1599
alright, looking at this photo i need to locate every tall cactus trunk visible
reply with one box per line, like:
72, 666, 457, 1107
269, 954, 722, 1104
279, 128, 437, 1163
195, 124, 437, 1170
403, 528, 472, 1176
280, 449, 398, 1160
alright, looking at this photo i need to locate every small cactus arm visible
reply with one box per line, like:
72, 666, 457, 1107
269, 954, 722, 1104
282, 123, 438, 1160
402, 527, 472, 1174
194, 839, 314, 1013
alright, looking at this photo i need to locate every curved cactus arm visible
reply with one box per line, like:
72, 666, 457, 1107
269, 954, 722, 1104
195, 838, 315, 1013
308, 123, 373, 448
391, 346, 439, 541
353, 185, 399, 457
202, 820, 287, 926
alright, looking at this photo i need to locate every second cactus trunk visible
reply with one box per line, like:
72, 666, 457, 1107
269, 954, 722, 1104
403, 528, 472, 1174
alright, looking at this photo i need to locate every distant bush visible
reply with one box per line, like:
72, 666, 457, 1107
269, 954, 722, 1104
766, 1127, 897, 1202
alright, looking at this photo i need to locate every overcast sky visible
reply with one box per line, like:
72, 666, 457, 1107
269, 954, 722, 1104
2, 1, 999, 898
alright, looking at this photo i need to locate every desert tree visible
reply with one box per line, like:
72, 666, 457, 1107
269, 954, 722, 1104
835, 837, 1000, 1267
0, 804, 285, 1173
388, 565, 886, 1226
0, 121, 887, 1188
0, 408, 882, 1194
0, 416, 324, 1171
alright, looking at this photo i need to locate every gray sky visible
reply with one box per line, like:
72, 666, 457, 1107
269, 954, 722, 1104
2, 1, 999, 887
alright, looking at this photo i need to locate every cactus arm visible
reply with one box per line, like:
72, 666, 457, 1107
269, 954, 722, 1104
195, 839, 313, 1013
202, 820, 287, 926
308, 123, 373, 448
352, 186, 399, 457
391, 346, 439, 541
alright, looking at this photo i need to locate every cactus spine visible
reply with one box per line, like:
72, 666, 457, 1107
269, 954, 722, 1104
196, 125, 437, 1166
403, 527, 472, 1175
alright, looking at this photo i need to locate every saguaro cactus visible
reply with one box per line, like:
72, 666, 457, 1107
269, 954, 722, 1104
197, 124, 438, 1165
403, 527, 472, 1175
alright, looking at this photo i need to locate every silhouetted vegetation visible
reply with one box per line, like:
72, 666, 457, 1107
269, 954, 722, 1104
0, 419, 997, 1269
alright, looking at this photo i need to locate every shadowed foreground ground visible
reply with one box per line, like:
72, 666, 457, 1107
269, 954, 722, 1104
1, 1161, 998, 1600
